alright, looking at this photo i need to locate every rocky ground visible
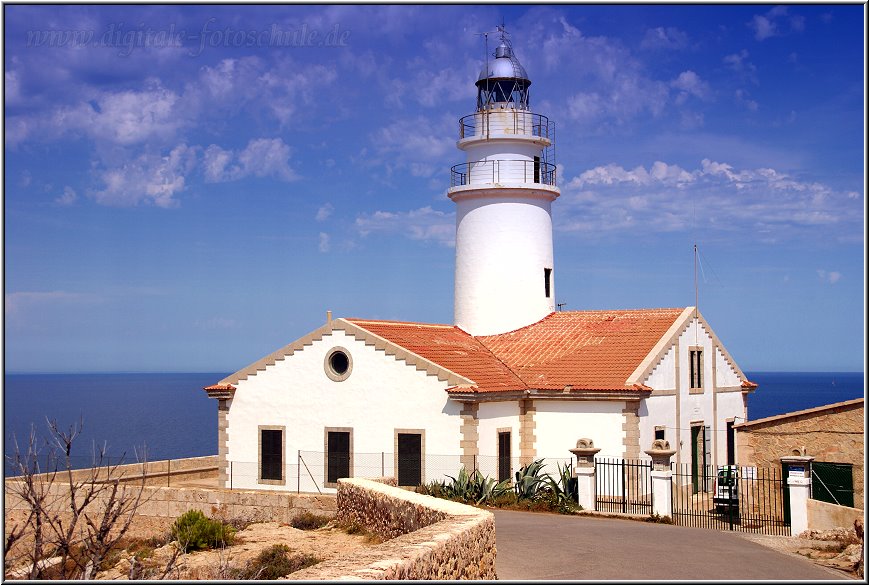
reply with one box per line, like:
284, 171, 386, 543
738, 525, 864, 579
4, 512, 376, 580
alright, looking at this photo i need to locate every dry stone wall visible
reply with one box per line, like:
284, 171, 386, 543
293, 477, 497, 580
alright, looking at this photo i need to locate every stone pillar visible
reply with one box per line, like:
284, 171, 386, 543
645, 439, 677, 518
217, 399, 229, 487
570, 438, 601, 511
782, 455, 814, 536
204, 384, 236, 489
519, 399, 537, 465
459, 402, 479, 471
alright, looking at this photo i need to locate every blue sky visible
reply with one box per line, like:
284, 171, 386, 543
3, 4, 865, 374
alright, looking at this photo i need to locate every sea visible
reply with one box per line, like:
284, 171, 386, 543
2, 371, 864, 474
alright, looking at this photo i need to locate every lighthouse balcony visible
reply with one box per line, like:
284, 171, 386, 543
458, 110, 553, 146
450, 159, 556, 188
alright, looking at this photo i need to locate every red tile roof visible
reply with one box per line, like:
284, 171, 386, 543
345, 319, 526, 392
347, 308, 687, 394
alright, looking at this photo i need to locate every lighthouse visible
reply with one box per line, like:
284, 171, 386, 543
449, 27, 560, 336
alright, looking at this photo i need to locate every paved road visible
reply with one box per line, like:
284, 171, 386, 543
493, 510, 849, 580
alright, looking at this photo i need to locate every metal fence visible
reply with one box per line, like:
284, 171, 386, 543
594, 458, 653, 514
671, 464, 790, 535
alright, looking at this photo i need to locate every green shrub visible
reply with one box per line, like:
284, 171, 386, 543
290, 511, 332, 530
232, 544, 321, 579
171, 509, 235, 552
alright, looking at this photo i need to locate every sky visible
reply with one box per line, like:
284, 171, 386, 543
3, 4, 866, 374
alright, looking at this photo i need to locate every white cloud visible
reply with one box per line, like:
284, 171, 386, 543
670, 71, 711, 104
5, 290, 98, 318
55, 186, 78, 206
203, 138, 297, 183
735, 89, 759, 112
5, 70, 22, 106
356, 206, 455, 246
92, 144, 197, 208
318, 232, 331, 253
748, 7, 807, 41
561, 159, 864, 241
366, 115, 455, 179
46, 80, 184, 146
817, 270, 842, 284
640, 27, 689, 51
723, 49, 759, 85
749, 15, 778, 41
316, 203, 334, 222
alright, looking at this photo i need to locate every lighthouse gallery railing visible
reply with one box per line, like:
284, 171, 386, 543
450, 159, 557, 188
459, 111, 553, 140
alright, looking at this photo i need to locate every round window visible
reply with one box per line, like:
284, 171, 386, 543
324, 347, 352, 381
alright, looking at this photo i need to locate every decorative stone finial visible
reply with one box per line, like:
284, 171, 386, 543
569, 438, 601, 468
644, 438, 677, 471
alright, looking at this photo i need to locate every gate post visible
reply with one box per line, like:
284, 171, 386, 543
645, 439, 677, 518
570, 438, 601, 511
782, 455, 814, 536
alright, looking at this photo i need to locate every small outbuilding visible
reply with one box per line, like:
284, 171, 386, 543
735, 398, 864, 509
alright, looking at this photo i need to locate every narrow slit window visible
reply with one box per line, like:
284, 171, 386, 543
689, 349, 703, 390
544, 267, 552, 298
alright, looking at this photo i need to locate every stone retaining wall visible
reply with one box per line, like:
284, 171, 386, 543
807, 498, 864, 532
292, 477, 497, 580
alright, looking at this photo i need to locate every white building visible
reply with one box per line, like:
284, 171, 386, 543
205, 29, 756, 493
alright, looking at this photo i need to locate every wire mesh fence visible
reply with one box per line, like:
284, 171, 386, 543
224, 451, 578, 493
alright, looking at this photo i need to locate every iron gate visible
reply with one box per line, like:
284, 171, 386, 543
594, 458, 653, 514
671, 463, 790, 535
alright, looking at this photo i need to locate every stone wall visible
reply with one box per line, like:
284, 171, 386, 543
736, 399, 863, 509
293, 477, 497, 580
807, 499, 864, 532
5, 459, 334, 525
7, 455, 218, 487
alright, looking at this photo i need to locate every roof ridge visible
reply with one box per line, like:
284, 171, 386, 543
346, 318, 455, 329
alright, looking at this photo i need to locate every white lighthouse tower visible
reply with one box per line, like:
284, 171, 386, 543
449, 27, 560, 336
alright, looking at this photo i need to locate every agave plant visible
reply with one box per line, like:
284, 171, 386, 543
513, 458, 549, 500
545, 461, 579, 509
443, 467, 513, 505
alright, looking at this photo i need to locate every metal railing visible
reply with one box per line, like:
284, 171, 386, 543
450, 159, 557, 188
459, 111, 553, 140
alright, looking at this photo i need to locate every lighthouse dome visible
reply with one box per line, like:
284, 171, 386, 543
476, 42, 530, 84
475, 38, 531, 110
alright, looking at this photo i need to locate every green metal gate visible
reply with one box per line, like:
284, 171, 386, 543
812, 462, 854, 508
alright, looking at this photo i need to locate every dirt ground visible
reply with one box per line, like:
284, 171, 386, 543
4, 511, 375, 580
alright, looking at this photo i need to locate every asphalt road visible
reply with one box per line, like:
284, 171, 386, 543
493, 510, 850, 581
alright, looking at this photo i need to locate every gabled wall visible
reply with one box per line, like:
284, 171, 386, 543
225, 329, 462, 491
639, 316, 748, 471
